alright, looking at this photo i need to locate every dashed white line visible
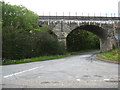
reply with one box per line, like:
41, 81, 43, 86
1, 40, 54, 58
4, 67, 39, 78
76, 79, 81, 81
103, 79, 110, 81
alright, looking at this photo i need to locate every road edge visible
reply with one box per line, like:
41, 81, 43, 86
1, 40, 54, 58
94, 54, 119, 64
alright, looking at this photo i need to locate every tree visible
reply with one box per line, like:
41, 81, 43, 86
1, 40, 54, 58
2, 1, 38, 31
2, 1, 66, 60
66, 29, 100, 52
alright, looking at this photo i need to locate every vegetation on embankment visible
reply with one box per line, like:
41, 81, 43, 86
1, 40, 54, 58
2, 1, 66, 61
2, 54, 71, 65
2, 49, 97, 65
98, 49, 120, 64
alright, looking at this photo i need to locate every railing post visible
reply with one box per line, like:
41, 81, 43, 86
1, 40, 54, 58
114, 13, 115, 17
94, 13, 95, 17
82, 12, 83, 16
48, 12, 50, 25
69, 12, 70, 20
88, 13, 89, 17
111, 13, 112, 17
56, 12, 57, 20
43, 12, 44, 20
100, 13, 101, 17
106, 13, 107, 17
49, 12, 50, 19
75, 12, 77, 19
63, 12, 64, 20
61, 20, 63, 32
43, 12, 44, 16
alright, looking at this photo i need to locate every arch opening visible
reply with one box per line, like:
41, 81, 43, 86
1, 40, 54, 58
66, 25, 107, 52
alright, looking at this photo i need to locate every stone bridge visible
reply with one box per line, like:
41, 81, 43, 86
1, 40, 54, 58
38, 16, 120, 52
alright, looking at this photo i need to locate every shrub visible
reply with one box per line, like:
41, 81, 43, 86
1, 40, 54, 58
2, 29, 66, 60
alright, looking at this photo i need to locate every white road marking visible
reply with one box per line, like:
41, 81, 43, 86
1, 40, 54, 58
75, 79, 114, 82
79, 55, 91, 58
104, 79, 110, 81
4, 67, 39, 78
76, 79, 81, 81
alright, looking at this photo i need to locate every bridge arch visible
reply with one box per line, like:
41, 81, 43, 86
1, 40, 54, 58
51, 22, 117, 52
66, 25, 108, 52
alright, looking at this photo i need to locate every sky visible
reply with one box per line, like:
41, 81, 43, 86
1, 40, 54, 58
1, 0, 120, 16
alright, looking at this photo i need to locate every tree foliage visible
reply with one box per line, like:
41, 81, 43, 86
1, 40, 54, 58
2, 1, 39, 31
2, 1, 65, 61
67, 29, 100, 52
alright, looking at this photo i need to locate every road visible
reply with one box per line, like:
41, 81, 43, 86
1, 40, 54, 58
1, 51, 119, 88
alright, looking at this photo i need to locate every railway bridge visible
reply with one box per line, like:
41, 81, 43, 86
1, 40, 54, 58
39, 16, 120, 52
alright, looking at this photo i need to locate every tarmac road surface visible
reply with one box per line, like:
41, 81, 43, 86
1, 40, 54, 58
1, 51, 119, 88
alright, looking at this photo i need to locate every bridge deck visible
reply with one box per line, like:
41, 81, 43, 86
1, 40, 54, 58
39, 16, 120, 21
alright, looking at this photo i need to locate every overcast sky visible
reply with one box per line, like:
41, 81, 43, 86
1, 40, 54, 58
2, 0, 120, 16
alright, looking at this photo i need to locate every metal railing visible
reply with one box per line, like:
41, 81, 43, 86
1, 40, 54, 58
39, 16, 120, 21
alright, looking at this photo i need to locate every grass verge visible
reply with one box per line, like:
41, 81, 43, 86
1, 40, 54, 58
2, 49, 98, 65
2, 54, 71, 65
99, 49, 120, 64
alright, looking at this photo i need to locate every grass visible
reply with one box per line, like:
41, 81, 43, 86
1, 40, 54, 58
2, 54, 71, 65
100, 49, 120, 63
2, 49, 99, 65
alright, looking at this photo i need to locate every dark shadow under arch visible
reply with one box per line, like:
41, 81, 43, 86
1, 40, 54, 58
74, 25, 107, 39
66, 25, 107, 52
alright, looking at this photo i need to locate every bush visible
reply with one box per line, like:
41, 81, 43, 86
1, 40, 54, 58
2, 29, 66, 60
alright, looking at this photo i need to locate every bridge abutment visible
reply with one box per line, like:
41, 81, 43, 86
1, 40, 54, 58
115, 22, 120, 48
99, 26, 118, 52
52, 22, 71, 49
100, 38, 114, 52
